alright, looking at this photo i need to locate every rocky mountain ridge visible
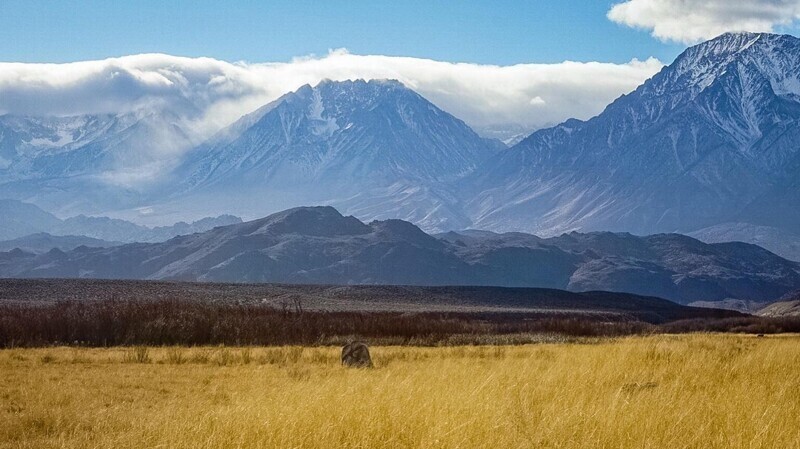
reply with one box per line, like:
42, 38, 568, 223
2, 206, 798, 305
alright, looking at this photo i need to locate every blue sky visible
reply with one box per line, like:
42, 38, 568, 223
0, 0, 687, 64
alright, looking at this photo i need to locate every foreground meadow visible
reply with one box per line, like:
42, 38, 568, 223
1, 335, 799, 449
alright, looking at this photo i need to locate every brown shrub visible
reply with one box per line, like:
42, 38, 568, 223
0, 299, 797, 348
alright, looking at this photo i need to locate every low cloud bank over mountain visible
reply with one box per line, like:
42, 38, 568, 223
0, 51, 662, 140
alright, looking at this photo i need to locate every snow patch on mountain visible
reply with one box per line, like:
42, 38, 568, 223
307, 88, 340, 137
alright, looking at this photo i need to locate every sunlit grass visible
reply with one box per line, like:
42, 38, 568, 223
1, 335, 799, 448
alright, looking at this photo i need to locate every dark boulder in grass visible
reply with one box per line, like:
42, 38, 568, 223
341, 342, 373, 368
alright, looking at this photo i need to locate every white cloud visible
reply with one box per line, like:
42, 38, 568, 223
0, 51, 663, 139
529, 96, 546, 106
608, 0, 800, 43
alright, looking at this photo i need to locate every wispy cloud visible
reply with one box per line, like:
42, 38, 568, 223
608, 0, 800, 43
0, 51, 662, 138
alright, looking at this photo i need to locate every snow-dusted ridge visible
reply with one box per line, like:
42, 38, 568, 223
466, 32, 800, 240
165, 78, 503, 231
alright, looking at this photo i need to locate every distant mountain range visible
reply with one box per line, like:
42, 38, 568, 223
0, 199, 241, 243
2, 206, 798, 305
1, 32, 799, 263
0, 233, 121, 253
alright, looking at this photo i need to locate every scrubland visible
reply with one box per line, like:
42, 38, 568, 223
2, 334, 799, 449
4, 298, 798, 348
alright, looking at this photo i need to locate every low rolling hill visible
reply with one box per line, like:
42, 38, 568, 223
1, 206, 798, 306
0, 278, 742, 323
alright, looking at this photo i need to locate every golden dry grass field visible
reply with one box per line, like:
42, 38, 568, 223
1, 335, 799, 449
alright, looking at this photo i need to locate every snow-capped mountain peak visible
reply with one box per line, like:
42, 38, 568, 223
466, 32, 800, 238
648, 32, 800, 102
168, 78, 501, 231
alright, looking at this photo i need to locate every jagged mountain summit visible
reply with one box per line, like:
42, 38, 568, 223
2, 206, 798, 304
168, 79, 501, 231
467, 32, 800, 237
